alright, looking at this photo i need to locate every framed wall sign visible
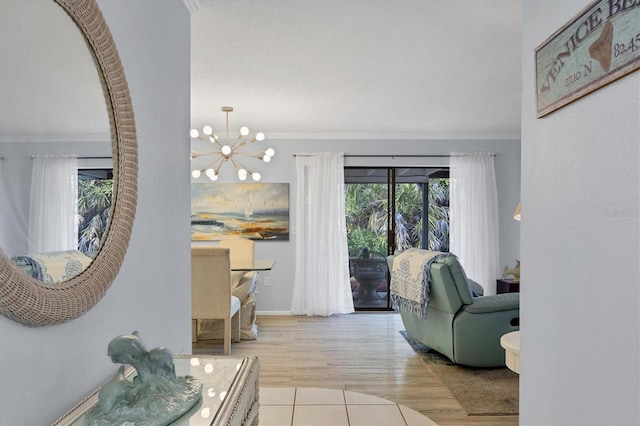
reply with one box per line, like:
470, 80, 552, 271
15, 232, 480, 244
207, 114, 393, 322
535, 0, 640, 118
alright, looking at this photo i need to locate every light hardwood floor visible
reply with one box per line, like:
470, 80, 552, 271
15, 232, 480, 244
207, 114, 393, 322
192, 312, 518, 426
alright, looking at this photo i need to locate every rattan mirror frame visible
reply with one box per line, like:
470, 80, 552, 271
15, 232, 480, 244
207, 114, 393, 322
0, 0, 137, 326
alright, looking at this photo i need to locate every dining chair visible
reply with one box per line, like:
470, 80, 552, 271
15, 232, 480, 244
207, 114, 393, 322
191, 245, 241, 355
218, 238, 259, 340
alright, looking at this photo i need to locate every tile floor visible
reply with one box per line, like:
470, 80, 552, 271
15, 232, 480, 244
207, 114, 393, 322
259, 387, 438, 426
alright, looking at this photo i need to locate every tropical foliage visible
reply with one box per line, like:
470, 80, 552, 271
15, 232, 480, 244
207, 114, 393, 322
345, 178, 449, 256
345, 183, 388, 255
77, 178, 113, 253
427, 179, 449, 252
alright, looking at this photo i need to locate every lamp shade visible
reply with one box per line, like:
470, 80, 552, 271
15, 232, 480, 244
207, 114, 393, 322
513, 202, 521, 221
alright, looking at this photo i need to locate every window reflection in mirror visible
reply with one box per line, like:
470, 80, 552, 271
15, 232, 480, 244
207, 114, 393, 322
0, 0, 111, 282
78, 167, 113, 254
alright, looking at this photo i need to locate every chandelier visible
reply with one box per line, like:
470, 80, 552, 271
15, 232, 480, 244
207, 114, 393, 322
190, 106, 275, 181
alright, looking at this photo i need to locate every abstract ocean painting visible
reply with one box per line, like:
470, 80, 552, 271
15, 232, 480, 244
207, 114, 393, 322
191, 183, 289, 241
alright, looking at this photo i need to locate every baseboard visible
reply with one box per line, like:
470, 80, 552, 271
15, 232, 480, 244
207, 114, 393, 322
256, 311, 293, 316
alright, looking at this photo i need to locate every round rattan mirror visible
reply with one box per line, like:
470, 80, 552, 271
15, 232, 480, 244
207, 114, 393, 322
0, 0, 137, 326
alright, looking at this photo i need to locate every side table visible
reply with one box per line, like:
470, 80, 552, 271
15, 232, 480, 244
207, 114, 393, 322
500, 331, 520, 374
496, 278, 520, 294
53, 355, 260, 426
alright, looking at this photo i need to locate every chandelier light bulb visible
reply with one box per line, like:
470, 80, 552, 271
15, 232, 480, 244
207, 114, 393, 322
209, 174, 218, 181
221, 145, 232, 156
238, 168, 247, 180
190, 129, 199, 138
240, 126, 250, 136
262, 155, 271, 163
191, 169, 201, 178
256, 132, 265, 141
205, 168, 216, 179
265, 148, 275, 157
252, 172, 261, 181
202, 125, 213, 136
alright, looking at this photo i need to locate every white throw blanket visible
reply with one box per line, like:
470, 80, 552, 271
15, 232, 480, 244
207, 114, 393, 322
390, 249, 450, 318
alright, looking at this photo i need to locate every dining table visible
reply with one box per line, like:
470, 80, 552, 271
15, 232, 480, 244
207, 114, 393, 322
231, 259, 276, 272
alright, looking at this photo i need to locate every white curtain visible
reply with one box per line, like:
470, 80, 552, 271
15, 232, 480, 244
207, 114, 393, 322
291, 152, 355, 316
449, 153, 500, 295
29, 155, 78, 253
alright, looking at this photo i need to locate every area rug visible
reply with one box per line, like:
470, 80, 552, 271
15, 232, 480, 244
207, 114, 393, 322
400, 330, 519, 416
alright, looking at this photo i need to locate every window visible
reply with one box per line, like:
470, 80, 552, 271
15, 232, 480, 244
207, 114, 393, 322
77, 168, 113, 254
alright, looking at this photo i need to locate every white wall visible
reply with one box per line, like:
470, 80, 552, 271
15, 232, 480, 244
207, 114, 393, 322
521, 1, 639, 424
194, 137, 521, 312
0, 1, 192, 424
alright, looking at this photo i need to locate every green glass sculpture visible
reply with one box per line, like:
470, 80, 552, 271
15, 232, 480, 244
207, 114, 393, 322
86, 331, 202, 426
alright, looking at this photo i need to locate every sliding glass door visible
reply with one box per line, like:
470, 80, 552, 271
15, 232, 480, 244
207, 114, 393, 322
345, 167, 449, 310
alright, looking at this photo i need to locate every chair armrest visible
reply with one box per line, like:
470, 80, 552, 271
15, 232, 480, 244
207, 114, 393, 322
462, 293, 519, 314
468, 279, 484, 297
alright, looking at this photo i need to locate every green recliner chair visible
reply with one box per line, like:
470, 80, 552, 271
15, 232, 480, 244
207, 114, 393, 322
391, 253, 520, 368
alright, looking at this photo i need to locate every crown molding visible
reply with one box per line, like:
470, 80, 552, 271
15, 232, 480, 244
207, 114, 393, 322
0, 133, 111, 143
261, 131, 521, 141
182, 0, 201, 14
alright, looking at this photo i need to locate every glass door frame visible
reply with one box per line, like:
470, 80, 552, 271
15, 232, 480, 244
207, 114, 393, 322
345, 166, 449, 311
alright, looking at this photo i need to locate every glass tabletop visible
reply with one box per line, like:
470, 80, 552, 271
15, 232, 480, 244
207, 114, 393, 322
56, 356, 246, 426
231, 259, 276, 271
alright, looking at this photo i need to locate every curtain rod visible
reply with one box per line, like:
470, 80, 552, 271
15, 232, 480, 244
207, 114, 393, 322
293, 153, 495, 157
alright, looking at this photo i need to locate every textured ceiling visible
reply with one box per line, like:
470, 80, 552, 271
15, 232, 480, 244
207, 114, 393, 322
191, 0, 523, 140
0, 0, 523, 143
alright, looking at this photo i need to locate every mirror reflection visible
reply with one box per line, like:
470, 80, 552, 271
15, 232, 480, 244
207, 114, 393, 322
0, 0, 112, 283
